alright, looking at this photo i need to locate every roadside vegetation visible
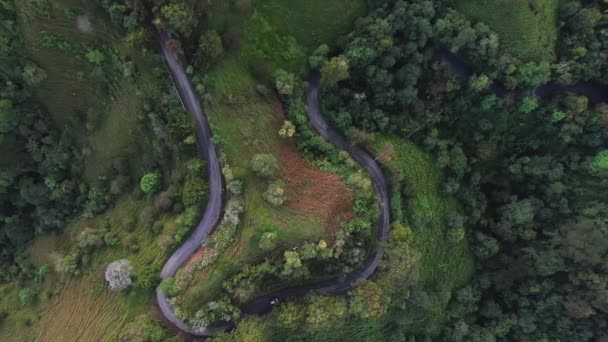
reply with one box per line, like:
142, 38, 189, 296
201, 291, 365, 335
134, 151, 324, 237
454, 0, 560, 62
373, 137, 474, 334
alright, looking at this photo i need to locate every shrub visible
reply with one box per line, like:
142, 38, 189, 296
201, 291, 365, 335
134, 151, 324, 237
76, 228, 105, 250
258, 232, 277, 251
321, 55, 350, 87
158, 277, 181, 297
309, 44, 329, 70
85, 49, 105, 65
19, 288, 36, 306
306, 295, 347, 327
350, 281, 385, 319
61, 253, 80, 275
263, 181, 287, 206
251, 154, 278, 178
196, 31, 224, 70
160, 3, 197, 37
105, 259, 134, 291
135, 266, 159, 290
35, 265, 50, 282
186, 159, 205, 177
279, 120, 296, 138
83, 185, 111, 217
273, 69, 295, 96
140, 173, 161, 195
182, 178, 207, 207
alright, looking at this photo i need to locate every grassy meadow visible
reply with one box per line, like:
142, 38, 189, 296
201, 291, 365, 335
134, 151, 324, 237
204, 0, 367, 73
454, 0, 560, 62
374, 137, 475, 334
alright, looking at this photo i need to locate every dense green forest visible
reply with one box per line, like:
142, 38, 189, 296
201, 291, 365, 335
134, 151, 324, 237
1, 0, 607, 341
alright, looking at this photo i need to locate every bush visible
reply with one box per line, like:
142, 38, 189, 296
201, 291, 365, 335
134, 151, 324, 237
140, 173, 161, 195
263, 181, 287, 206
160, 3, 197, 37
196, 31, 224, 70
251, 154, 279, 178
139, 205, 157, 224
158, 277, 181, 297
273, 69, 295, 96
279, 120, 296, 138
19, 288, 36, 306
61, 253, 80, 276
182, 178, 207, 207
258, 232, 277, 251
135, 266, 159, 290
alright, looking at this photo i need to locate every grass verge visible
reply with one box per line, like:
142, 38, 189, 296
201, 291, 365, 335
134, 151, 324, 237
374, 136, 475, 334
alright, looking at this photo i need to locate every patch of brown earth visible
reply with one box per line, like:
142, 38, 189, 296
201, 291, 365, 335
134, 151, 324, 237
276, 130, 355, 238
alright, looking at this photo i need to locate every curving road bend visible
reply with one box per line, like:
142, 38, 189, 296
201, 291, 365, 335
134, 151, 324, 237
241, 72, 391, 314
157, 29, 224, 336
155, 27, 607, 335
155, 28, 391, 333
435, 48, 608, 103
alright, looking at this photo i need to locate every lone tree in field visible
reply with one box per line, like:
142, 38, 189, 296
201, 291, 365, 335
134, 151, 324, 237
251, 154, 279, 178
140, 173, 161, 195
105, 259, 134, 291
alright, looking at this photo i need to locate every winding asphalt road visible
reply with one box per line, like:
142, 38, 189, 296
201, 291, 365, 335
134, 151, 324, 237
156, 29, 606, 336
155, 30, 391, 335
157, 29, 223, 336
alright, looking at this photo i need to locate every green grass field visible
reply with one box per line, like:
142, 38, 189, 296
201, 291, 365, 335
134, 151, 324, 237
454, 0, 559, 62
204, 0, 366, 73
374, 137, 475, 335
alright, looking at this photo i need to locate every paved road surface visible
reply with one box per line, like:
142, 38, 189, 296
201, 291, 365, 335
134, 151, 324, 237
156, 29, 223, 336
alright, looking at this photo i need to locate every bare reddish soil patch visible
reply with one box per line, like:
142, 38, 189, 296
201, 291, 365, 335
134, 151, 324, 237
276, 132, 354, 238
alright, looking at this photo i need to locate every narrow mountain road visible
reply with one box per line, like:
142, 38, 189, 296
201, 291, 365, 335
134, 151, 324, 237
156, 29, 223, 336
435, 49, 608, 103
156, 29, 607, 336
155, 29, 391, 335
241, 73, 391, 314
